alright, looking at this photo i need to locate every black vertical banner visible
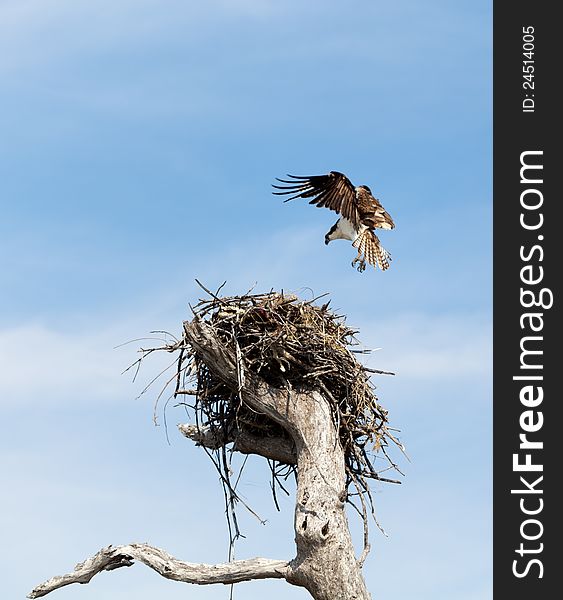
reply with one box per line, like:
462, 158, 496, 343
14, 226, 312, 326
494, 2, 560, 598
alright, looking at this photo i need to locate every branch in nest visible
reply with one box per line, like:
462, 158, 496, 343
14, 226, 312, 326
28, 544, 290, 598
178, 423, 297, 464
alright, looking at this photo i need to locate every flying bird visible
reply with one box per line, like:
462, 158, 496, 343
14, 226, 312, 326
272, 171, 395, 272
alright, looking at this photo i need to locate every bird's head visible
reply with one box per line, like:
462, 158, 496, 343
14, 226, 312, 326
358, 184, 372, 194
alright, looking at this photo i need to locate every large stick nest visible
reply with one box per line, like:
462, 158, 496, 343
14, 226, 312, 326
135, 285, 403, 548
175, 288, 402, 485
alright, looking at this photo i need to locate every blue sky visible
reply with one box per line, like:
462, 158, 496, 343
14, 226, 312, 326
1, 1, 491, 599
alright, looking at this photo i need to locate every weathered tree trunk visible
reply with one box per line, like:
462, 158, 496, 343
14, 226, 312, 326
287, 391, 370, 599
185, 319, 371, 600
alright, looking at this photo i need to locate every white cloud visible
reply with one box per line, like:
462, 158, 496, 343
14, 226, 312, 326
0, 306, 491, 409
359, 312, 492, 380
0, 322, 177, 406
0, 227, 319, 407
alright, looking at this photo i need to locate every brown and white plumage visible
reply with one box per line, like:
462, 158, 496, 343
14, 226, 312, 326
272, 171, 395, 272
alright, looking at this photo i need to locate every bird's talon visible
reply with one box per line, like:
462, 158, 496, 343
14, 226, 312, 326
351, 258, 366, 272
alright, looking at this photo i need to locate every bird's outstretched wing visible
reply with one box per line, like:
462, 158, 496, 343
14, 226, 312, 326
272, 171, 360, 229
353, 229, 392, 271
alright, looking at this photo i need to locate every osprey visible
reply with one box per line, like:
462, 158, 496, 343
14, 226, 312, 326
273, 171, 395, 272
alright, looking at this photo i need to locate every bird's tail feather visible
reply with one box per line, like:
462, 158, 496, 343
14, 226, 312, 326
353, 230, 392, 271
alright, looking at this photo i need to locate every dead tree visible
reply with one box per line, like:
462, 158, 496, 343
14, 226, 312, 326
29, 289, 402, 600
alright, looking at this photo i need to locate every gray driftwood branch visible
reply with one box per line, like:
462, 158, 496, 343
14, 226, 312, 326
28, 544, 289, 598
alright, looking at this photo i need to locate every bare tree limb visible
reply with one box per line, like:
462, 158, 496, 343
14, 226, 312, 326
178, 423, 297, 464
28, 544, 290, 599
